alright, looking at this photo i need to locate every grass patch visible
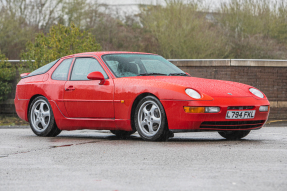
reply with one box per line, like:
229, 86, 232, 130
0, 115, 29, 126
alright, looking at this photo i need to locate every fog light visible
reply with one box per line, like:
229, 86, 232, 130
184, 107, 205, 113
205, 107, 220, 113
259, 106, 269, 112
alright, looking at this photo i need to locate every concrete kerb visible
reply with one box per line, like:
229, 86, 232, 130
169, 59, 230, 67
168, 59, 287, 67
270, 101, 287, 108
231, 59, 287, 67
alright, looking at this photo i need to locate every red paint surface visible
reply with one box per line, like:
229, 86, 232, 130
14, 52, 270, 132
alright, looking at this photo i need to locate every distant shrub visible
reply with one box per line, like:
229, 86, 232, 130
217, 0, 287, 59
0, 51, 16, 101
140, 0, 230, 59
21, 23, 102, 70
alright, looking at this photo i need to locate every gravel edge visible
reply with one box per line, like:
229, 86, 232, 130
0, 125, 30, 129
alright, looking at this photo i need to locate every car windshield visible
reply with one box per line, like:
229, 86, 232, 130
102, 54, 186, 78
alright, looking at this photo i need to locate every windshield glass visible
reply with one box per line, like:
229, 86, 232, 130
102, 54, 185, 78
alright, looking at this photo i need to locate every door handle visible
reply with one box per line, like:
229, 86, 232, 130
65, 85, 75, 91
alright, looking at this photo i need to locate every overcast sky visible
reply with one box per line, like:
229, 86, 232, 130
95, 0, 230, 14
96, 0, 230, 9
96, 0, 229, 5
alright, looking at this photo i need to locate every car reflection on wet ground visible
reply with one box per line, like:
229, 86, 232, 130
0, 124, 286, 191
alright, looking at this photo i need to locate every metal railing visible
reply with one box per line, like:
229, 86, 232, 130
2, 60, 35, 62
2, 59, 287, 67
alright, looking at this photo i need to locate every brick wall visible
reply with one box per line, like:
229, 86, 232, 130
179, 66, 285, 102
0, 59, 286, 119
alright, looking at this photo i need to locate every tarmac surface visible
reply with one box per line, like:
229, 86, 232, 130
0, 124, 287, 191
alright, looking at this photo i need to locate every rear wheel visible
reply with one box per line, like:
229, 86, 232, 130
218, 130, 250, 140
134, 96, 169, 141
28, 96, 61, 137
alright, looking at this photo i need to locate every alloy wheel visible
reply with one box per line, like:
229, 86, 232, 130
30, 99, 51, 132
137, 100, 162, 137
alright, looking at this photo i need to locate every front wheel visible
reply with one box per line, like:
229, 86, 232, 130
28, 96, 61, 137
134, 96, 169, 141
218, 130, 251, 140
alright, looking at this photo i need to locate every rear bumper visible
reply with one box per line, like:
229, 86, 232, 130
161, 97, 270, 131
14, 98, 29, 122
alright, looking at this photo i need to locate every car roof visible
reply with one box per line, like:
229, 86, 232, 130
61, 51, 156, 60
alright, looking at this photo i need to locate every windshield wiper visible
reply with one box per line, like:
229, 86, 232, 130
138, 73, 167, 76
168, 73, 188, 76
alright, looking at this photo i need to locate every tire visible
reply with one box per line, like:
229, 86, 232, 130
134, 96, 169, 141
218, 130, 250, 140
28, 96, 61, 137
110, 130, 135, 138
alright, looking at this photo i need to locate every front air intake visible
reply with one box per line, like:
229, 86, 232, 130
200, 120, 265, 130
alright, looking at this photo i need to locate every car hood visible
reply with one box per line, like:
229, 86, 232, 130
136, 76, 253, 97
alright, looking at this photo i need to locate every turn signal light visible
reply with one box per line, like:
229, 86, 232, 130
184, 107, 205, 113
259, 105, 269, 112
184, 106, 221, 113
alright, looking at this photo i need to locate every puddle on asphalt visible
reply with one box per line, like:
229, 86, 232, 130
49, 138, 89, 143
49, 141, 100, 149
50, 144, 73, 148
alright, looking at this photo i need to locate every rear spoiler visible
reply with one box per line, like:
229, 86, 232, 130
20, 73, 30, 79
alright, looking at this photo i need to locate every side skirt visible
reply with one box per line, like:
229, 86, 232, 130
49, 100, 132, 131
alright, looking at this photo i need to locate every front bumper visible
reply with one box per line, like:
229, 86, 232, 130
161, 97, 270, 131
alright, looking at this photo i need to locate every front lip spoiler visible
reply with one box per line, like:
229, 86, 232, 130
170, 126, 263, 133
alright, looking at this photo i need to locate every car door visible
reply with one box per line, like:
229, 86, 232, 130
63, 57, 114, 118
49, 58, 74, 116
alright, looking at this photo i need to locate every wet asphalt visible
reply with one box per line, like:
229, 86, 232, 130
0, 125, 286, 191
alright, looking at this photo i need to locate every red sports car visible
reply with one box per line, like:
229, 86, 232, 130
15, 52, 270, 141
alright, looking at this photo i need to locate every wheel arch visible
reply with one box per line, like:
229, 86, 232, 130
27, 94, 46, 119
130, 92, 162, 131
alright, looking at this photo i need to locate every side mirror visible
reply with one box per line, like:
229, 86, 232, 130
87, 71, 105, 85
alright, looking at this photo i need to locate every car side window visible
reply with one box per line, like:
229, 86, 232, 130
52, 58, 73, 81
70, 58, 108, 81
105, 60, 140, 77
